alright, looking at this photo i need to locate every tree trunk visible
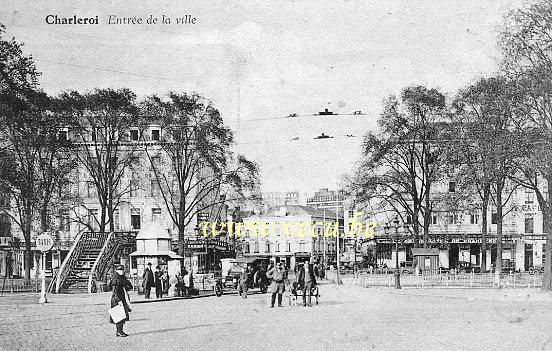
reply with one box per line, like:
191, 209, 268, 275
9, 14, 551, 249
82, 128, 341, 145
543, 211, 552, 290
177, 199, 186, 257
23, 219, 32, 280
481, 184, 490, 272
423, 184, 431, 249
413, 202, 420, 248
496, 179, 504, 280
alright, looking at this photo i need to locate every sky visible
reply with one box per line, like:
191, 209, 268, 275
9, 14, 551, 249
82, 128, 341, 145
0, 0, 521, 195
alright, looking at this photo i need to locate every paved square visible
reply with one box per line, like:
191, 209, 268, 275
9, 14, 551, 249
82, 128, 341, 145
2, 284, 552, 350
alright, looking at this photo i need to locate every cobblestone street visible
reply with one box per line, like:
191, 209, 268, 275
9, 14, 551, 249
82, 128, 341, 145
3, 283, 552, 351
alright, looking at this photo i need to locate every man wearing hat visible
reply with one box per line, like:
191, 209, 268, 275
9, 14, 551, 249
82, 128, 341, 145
266, 261, 286, 308
142, 262, 154, 299
298, 261, 317, 307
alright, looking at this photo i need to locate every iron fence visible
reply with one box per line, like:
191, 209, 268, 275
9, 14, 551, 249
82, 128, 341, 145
329, 271, 542, 288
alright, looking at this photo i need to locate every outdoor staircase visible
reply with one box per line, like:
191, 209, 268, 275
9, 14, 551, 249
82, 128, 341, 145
63, 248, 101, 293
56, 231, 137, 294
56, 232, 109, 294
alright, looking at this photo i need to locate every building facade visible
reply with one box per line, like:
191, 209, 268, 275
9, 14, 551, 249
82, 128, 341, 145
5, 124, 236, 277
239, 205, 341, 268
365, 179, 547, 272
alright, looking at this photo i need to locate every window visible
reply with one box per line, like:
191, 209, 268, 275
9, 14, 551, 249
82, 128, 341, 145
152, 208, 161, 223
275, 242, 280, 252
151, 180, 160, 197
286, 241, 291, 252
299, 241, 305, 252
113, 209, 120, 230
254, 241, 259, 253
431, 214, 438, 225
88, 209, 98, 231
172, 180, 179, 193
151, 129, 160, 141
130, 129, 139, 141
265, 241, 271, 253
448, 212, 459, 225
525, 189, 534, 204
491, 212, 498, 224
0, 191, 10, 208
244, 242, 250, 254
91, 127, 98, 142
151, 156, 162, 171
525, 214, 534, 234
470, 213, 479, 225
449, 181, 456, 193
406, 215, 412, 225
131, 209, 141, 230
87, 181, 96, 198
130, 179, 140, 197
60, 211, 70, 232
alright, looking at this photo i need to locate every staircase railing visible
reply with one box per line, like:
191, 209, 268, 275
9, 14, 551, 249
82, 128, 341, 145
56, 231, 85, 293
88, 232, 120, 293
47, 268, 59, 294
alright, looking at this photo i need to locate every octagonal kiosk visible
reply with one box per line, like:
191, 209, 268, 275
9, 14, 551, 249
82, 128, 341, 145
130, 222, 183, 297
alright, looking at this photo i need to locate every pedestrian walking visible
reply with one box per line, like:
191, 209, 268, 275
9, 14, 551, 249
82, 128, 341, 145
154, 266, 163, 298
298, 262, 317, 307
142, 262, 154, 299
107, 264, 133, 337
238, 266, 250, 299
267, 261, 286, 308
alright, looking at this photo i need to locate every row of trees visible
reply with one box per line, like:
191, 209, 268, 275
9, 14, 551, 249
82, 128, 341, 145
349, 0, 552, 289
0, 24, 260, 279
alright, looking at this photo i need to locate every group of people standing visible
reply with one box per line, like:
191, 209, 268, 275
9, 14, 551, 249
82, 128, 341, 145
141, 262, 166, 299
238, 260, 322, 308
141, 263, 194, 298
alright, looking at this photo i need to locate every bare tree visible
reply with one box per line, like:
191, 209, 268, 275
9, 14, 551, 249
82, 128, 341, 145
353, 86, 446, 247
140, 93, 260, 256
55, 88, 141, 234
452, 76, 521, 273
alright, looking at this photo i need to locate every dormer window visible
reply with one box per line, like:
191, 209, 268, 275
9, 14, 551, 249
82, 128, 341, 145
151, 129, 160, 141
130, 129, 139, 141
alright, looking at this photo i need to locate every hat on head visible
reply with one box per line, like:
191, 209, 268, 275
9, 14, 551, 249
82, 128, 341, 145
115, 264, 124, 270
147, 262, 152, 266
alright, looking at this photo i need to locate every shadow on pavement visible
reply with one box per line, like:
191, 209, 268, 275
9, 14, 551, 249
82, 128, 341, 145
131, 322, 236, 336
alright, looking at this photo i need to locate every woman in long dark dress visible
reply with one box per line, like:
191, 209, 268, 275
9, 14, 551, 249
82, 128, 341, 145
107, 264, 133, 337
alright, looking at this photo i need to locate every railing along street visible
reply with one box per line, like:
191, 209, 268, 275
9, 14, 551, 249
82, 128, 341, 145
330, 271, 543, 288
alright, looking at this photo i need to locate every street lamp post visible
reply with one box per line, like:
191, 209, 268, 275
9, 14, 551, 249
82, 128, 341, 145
392, 218, 401, 289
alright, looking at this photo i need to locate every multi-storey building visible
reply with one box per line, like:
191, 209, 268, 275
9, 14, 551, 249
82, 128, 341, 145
6, 124, 235, 277
366, 179, 546, 272
239, 205, 341, 268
